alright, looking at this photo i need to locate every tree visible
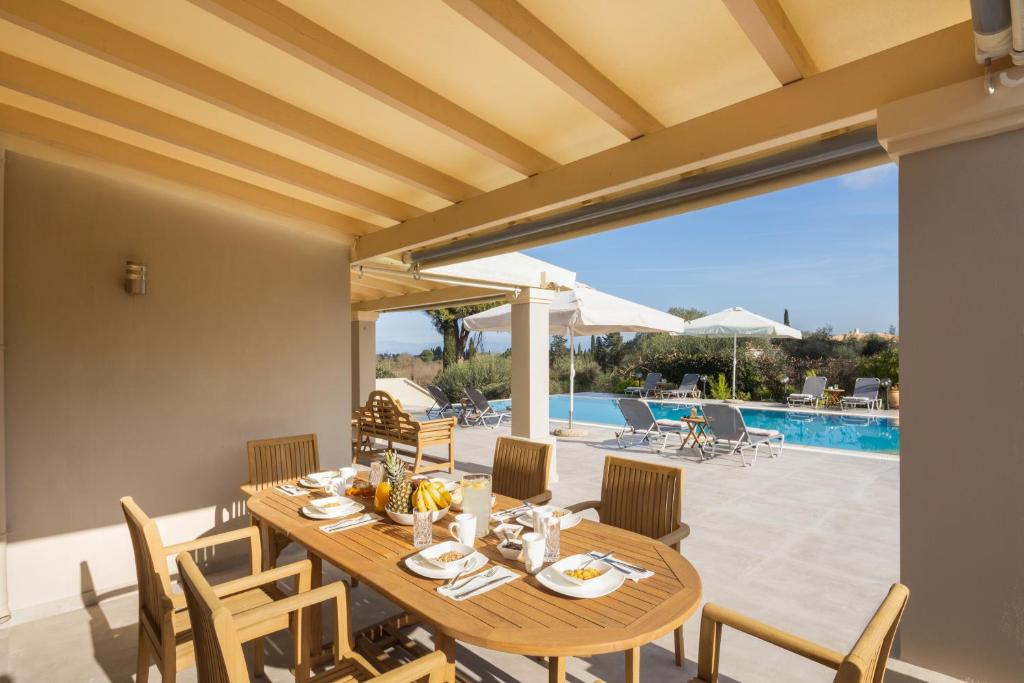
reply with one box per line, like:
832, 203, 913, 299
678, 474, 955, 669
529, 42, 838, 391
419, 348, 434, 362
783, 308, 790, 326
550, 334, 569, 366
593, 332, 625, 370
424, 303, 500, 369
668, 306, 707, 321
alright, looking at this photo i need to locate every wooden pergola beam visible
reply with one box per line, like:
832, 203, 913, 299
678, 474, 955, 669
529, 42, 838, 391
189, 0, 556, 177
0, 0, 477, 202
352, 21, 980, 263
0, 53, 420, 224
353, 285, 506, 312
444, 0, 661, 140
0, 104, 372, 238
722, 0, 817, 84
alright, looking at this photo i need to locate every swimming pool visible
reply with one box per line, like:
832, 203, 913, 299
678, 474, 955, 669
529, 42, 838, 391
492, 393, 899, 454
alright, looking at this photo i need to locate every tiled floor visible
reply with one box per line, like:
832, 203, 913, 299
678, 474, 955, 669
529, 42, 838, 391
0, 421, 901, 682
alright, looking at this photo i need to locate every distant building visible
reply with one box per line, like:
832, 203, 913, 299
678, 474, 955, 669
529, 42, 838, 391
831, 328, 898, 342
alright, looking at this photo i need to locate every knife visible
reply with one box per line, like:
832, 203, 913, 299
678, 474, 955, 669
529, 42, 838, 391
325, 515, 370, 532
590, 552, 646, 574
453, 575, 510, 599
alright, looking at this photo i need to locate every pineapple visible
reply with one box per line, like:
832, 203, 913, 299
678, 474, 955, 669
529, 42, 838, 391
383, 451, 412, 513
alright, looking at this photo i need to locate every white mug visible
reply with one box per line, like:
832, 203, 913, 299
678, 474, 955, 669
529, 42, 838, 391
522, 532, 545, 574
448, 512, 477, 545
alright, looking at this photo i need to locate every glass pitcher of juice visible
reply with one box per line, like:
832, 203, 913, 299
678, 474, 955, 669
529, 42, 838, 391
460, 473, 492, 538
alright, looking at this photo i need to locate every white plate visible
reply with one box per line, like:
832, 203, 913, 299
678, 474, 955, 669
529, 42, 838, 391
301, 502, 363, 520
515, 509, 581, 531
535, 555, 625, 599
404, 550, 486, 579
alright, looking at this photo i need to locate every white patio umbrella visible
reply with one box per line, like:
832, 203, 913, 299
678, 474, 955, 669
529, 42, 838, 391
462, 284, 688, 430
682, 307, 801, 399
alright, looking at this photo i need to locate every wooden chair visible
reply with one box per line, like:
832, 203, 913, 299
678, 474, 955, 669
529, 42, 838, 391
491, 436, 553, 505
122, 496, 306, 683
176, 552, 447, 683
242, 434, 320, 568
353, 390, 457, 474
566, 456, 690, 666
688, 583, 910, 683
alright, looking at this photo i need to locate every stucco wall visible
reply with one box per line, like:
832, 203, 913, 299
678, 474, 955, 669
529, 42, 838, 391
2, 154, 352, 615
899, 128, 1024, 681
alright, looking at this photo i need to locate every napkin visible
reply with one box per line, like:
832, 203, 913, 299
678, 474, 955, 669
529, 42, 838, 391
437, 566, 519, 601
319, 513, 380, 534
588, 552, 654, 582
275, 484, 306, 497
490, 504, 531, 522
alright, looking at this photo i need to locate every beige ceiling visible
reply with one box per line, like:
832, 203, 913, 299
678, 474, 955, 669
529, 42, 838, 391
0, 0, 973, 305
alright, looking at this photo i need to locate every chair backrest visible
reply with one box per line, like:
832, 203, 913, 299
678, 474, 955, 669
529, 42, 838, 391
851, 377, 880, 400
177, 552, 248, 683
357, 391, 419, 439
246, 434, 320, 490
464, 387, 491, 411
702, 403, 748, 442
678, 373, 700, 392
120, 497, 172, 633
598, 456, 684, 542
427, 384, 451, 408
642, 372, 663, 392
617, 398, 657, 431
492, 437, 552, 501
801, 376, 828, 397
835, 583, 910, 683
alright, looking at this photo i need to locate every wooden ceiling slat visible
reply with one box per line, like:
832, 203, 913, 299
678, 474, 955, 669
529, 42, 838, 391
0, 0, 478, 202
353, 285, 506, 312
0, 53, 420, 223
0, 103, 371, 237
722, 0, 818, 85
444, 0, 662, 140
189, 0, 556, 177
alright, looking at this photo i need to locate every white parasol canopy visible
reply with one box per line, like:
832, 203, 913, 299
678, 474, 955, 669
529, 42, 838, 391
682, 306, 801, 399
463, 284, 688, 428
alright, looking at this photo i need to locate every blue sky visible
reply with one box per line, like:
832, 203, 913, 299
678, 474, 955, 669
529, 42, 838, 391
376, 163, 898, 354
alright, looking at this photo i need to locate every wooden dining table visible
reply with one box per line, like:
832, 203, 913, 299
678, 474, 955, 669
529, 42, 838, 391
247, 484, 702, 683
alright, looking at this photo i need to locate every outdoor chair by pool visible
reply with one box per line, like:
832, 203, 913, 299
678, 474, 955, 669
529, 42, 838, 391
688, 583, 909, 683
492, 436, 553, 505
659, 373, 701, 399
176, 552, 447, 683
701, 403, 784, 467
615, 397, 684, 452
624, 372, 662, 398
841, 377, 882, 411
462, 387, 511, 427
425, 384, 462, 418
567, 456, 690, 667
787, 376, 828, 408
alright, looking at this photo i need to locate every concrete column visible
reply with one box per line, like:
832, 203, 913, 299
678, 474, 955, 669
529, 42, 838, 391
510, 287, 553, 438
878, 68, 1024, 683
351, 311, 378, 412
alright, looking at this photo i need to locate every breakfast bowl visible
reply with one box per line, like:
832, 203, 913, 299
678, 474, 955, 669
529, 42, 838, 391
300, 470, 338, 488
309, 496, 358, 515
558, 558, 613, 586
419, 541, 475, 570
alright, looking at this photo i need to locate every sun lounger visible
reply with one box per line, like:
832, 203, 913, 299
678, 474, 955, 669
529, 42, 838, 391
659, 373, 701, 399
624, 372, 662, 398
462, 387, 511, 428
787, 376, 827, 408
841, 377, 882, 410
425, 384, 462, 418
614, 398, 683, 452
700, 403, 784, 467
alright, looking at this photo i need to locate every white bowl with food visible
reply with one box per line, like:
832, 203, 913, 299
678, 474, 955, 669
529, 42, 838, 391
418, 541, 476, 570
309, 496, 359, 515
557, 557, 614, 586
300, 470, 338, 488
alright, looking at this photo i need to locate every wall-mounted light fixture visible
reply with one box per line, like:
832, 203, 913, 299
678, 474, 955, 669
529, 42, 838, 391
125, 261, 147, 295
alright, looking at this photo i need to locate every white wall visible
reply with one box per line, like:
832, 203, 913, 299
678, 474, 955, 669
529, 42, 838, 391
2, 153, 352, 615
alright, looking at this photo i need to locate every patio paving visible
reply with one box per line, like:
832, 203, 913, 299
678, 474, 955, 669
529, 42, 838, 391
0, 421, 900, 682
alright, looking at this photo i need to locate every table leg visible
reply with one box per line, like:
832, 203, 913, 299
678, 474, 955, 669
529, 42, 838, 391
625, 647, 640, 683
436, 629, 457, 683
308, 552, 323, 660
548, 656, 566, 683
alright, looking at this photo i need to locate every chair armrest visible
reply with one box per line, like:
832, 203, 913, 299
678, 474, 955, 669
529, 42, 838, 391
658, 523, 691, 547
211, 559, 311, 598
233, 582, 349, 654
372, 650, 447, 683
693, 603, 844, 681
565, 500, 601, 515
524, 490, 552, 506
164, 526, 260, 557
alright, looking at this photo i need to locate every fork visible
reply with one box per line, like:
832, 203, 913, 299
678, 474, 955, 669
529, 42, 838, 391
448, 566, 498, 592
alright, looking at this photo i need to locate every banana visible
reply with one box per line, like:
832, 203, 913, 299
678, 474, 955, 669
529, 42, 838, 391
424, 487, 438, 511
414, 487, 426, 512
426, 482, 445, 508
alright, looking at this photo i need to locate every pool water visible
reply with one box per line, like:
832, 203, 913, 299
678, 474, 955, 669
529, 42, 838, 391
492, 393, 899, 454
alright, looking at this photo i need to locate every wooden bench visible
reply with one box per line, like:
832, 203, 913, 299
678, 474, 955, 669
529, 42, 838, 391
353, 390, 456, 474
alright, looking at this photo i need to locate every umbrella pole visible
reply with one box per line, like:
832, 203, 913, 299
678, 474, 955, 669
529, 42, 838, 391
732, 333, 738, 400
568, 330, 575, 429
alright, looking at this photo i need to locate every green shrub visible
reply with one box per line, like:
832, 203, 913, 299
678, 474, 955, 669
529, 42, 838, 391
433, 354, 512, 401
375, 360, 395, 379
859, 346, 899, 385
708, 374, 732, 400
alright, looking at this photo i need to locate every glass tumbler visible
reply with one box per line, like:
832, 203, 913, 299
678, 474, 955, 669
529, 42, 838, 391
460, 473, 492, 538
542, 515, 560, 563
412, 509, 433, 548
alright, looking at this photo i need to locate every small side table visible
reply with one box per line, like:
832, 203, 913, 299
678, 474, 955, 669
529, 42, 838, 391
823, 388, 845, 409
680, 416, 709, 449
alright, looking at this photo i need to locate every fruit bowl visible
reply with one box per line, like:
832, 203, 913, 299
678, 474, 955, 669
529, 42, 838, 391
386, 506, 449, 525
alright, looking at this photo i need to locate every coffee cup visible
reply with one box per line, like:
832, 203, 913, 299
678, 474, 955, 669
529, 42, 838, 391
448, 512, 477, 545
